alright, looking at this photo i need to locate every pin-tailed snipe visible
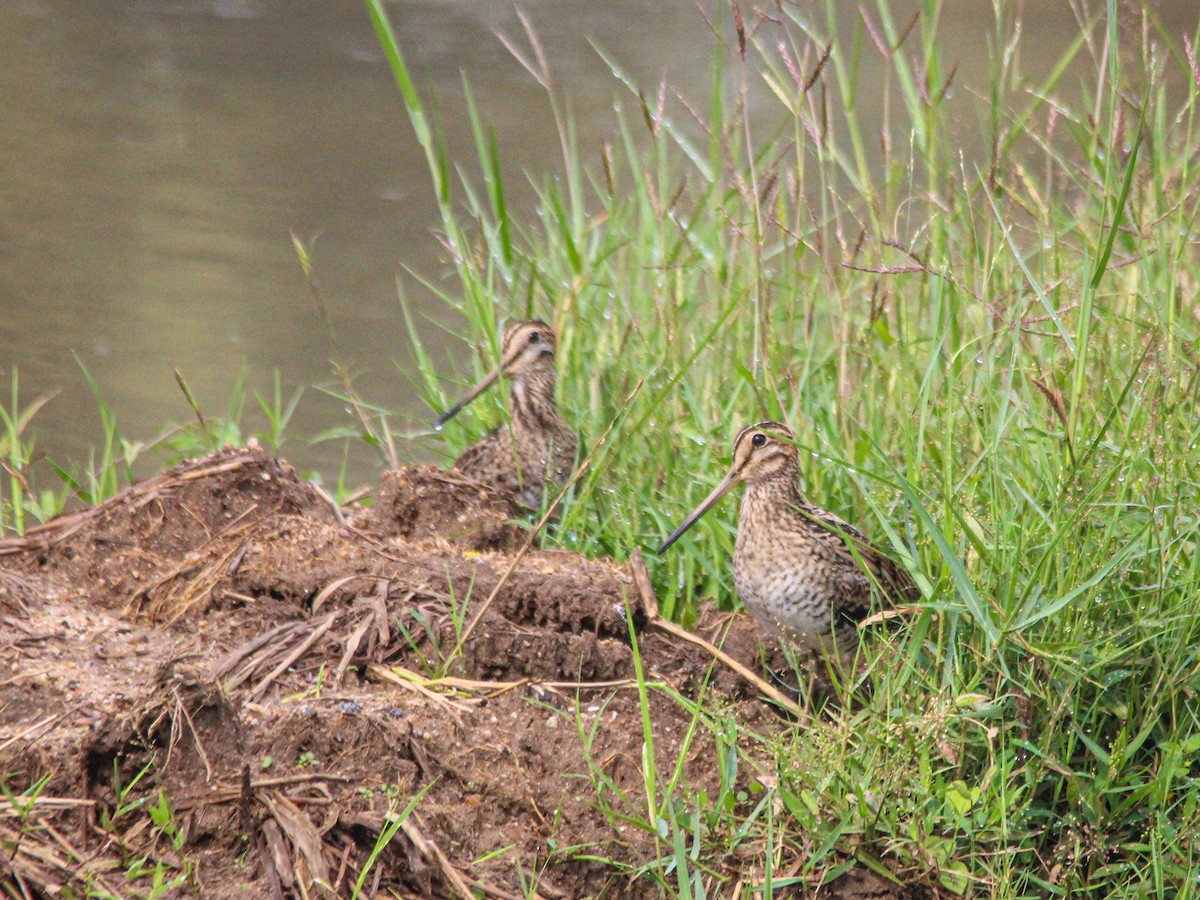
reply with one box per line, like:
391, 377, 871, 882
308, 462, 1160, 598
658, 421, 917, 653
435, 319, 577, 510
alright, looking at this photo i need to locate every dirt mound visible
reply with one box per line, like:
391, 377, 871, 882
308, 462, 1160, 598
1, 447, 914, 898
366, 465, 527, 553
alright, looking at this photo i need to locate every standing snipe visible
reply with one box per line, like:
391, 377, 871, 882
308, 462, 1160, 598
657, 421, 917, 653
435, 319, 577, 510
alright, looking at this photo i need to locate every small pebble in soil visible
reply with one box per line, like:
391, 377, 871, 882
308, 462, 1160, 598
387, 708, 405, 718
337, 700, 363, 715
300, 705, 314, 717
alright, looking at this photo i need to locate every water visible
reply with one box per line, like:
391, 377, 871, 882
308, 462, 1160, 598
1, 0, 725, 484
1, 0, 1195, 485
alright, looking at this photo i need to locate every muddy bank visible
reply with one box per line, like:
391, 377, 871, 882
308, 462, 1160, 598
1, 447, 911, 898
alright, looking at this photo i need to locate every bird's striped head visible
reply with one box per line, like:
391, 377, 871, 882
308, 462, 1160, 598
727, 421, 798, 484
498, 319, 557, 378
434, 319, 558, 429
656, 420, 797, 553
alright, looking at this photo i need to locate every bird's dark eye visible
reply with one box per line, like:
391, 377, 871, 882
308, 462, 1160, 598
752, 433, 767, 447
528, 331, 541, 344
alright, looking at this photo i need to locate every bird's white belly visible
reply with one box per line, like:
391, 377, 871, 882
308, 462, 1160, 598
733, 564, 833, 651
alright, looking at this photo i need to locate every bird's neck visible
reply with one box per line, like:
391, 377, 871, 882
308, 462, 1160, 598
742, 469, 804, 510
509, 364, 561, 433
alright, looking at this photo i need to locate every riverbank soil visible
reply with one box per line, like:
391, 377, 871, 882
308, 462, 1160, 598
1, 447, 913, 898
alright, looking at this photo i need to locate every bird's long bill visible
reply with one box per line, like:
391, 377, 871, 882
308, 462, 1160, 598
433, 366, 501, 429
656, 469, 741, 554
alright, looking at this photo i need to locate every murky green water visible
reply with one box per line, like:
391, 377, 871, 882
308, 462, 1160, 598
1, 1, 1195, 486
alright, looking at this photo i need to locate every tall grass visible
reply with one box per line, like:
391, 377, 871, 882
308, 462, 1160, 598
369, 0, 1200, 894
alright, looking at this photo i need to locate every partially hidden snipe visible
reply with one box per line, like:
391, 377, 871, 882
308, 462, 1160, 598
435, 319, 577, 510
658, 422, 917, 653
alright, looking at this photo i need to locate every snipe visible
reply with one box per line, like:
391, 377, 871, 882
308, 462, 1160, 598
658, 421, 917, 653
435, 319, 577, 510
